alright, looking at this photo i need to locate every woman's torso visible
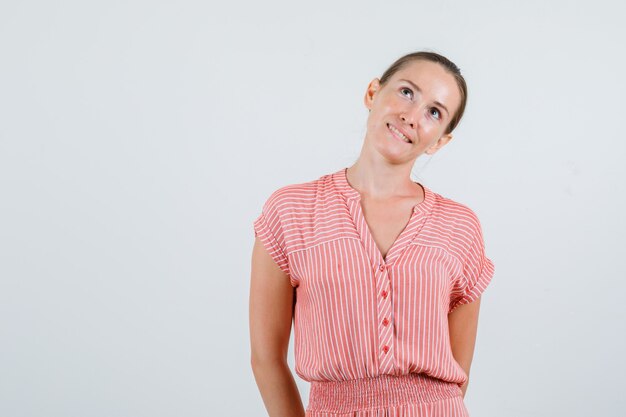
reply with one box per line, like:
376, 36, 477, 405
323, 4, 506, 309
252, 167, 495, 386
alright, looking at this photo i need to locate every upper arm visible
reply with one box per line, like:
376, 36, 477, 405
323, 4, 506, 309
249, 236, 295, 365
448, 208, 495, 314
448, 295, 481, 375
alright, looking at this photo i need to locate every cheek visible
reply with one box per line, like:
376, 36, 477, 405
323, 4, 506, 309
367, 109, 387, 130
417, 126, 446, 149
420, 118, 445, 135
417, 121, 435, 135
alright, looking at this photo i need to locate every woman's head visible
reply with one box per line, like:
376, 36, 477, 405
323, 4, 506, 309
378, 51, 467, 135
362, 52, 465, 163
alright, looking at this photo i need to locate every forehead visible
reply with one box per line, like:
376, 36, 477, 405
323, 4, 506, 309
387, 60, 461, 109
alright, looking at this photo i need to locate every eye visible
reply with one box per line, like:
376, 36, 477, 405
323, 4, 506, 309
400, 87, 413, 99
430, 107, 441, 120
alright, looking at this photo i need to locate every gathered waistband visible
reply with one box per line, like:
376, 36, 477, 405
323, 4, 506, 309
307, 373, 462, 413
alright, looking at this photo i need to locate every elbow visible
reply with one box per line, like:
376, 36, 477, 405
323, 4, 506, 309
250, 351, 288, 371
251, 355, 290, 380
250, 337, 289, 369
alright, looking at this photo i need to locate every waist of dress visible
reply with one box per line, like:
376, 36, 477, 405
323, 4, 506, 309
307, 372, 462, 413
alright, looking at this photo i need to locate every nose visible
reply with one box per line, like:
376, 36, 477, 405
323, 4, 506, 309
400, 113, 416, 129
401, 103, 428, 129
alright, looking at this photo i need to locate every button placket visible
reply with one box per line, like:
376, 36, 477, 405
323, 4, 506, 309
335, 168, 436, 375
376, 260, 394, 372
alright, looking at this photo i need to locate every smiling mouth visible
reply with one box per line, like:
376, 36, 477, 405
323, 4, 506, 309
387, 123, 412, 143
387, 123, 412, 144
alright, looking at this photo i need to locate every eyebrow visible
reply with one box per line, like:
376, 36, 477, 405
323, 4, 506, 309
398, 79, 450, 117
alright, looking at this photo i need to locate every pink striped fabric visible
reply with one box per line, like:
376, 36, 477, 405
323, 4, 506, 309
253, 167, 495, 416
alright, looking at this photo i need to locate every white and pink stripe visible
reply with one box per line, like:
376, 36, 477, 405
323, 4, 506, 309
253, 167, 495, 416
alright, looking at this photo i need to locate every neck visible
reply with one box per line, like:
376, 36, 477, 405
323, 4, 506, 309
346, 161, 421, 200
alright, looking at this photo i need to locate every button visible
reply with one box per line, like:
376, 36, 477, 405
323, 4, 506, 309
382, 318, 389, 326
381, 290, 388, 298
379, 264, 385, 271
382, 345, 389, 353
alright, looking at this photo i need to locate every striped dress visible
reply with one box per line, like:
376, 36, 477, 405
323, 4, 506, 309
253, 167, 495, 417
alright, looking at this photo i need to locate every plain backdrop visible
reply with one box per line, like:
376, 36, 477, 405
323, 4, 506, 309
1, 1, 625, 416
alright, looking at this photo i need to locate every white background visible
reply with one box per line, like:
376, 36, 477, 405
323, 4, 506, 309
1, 1, 625, 416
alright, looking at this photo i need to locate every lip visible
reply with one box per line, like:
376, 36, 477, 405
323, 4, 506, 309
387, 123, 413, 144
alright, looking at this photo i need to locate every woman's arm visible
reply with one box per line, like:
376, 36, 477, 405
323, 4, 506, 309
249, 237, 305, 417
448, 296, 482, 398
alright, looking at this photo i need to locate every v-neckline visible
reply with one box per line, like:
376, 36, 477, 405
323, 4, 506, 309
357, 201, 416, 264
332, 167, 435, 266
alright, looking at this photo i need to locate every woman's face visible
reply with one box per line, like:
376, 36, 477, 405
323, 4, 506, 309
364, 60, 462, 163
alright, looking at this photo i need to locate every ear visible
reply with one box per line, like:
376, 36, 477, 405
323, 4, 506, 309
364, 78, 381, 111
425, 133, 453, 155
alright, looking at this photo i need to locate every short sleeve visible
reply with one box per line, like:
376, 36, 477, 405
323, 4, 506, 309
448, 213, 495, 314
253, 192, 292, 280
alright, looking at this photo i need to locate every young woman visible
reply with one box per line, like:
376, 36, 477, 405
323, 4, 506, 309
250, 51, 495, 417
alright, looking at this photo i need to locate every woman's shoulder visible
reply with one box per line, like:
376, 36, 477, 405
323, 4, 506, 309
418, 188, 490, 259
259, 171, 334, 213
427, 188, 485, 230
